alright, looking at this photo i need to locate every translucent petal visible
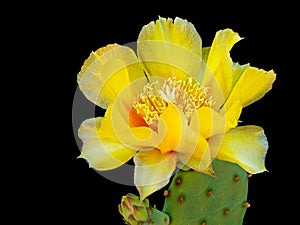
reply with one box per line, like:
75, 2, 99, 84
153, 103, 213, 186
77, 44, 145, 109
177, 134, 213, 173
107, 98, 161, 150
78, 117, 136, 170
224, 67, 276, 109
210, 125, 268, 174
190, 106, 226, 138
134, 149, 177, 200
157, 103, 188, 154
218, 101, 242, 131
78, 117, 102, 141
137, 16, 202, 80
202, 29, 242, 109
79, 138, 136, 170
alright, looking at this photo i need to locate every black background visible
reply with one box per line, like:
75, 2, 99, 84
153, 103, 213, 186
8, 2, 296, 224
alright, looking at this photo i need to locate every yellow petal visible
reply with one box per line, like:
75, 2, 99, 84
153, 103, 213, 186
78, 117, 102, 141
231, 62, 250, 90
134, 149, 177, 200
137, 16, 202, 80
224, 66, 276, 109
190, 106, 227, 138
210, 125, 268, 174
157, 103, 188, 154
77, 44, 145, 109
177, 134, 212, 173
222, 101, 243, 131
86, 72, 157, 149
78, 117, 136, 170
100, 103, 159, 150
138, 17, 202, 56
97, 104, 120, 143
79, 138, 136, 171
203, 29, 242, 109
121, 126, 161, 150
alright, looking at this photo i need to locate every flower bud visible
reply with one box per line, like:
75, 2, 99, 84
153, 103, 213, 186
118, 193, 150, 225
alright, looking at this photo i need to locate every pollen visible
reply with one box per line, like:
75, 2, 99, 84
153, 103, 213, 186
133, 76, 211, 126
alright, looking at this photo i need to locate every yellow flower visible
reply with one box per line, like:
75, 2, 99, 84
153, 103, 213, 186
77, 17, 276, 200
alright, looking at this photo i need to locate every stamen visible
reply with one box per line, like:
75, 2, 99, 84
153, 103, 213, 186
132, 76, 211, 126
175, 77, 211, 109
161, 77, 196, 120
134, 96, 167, 125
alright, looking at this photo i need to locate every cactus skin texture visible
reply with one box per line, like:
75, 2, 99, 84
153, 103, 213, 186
162, 159, 249, 225
140, 208, 170, 225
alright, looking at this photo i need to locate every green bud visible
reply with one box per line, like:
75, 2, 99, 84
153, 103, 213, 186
118, 193, 150, 225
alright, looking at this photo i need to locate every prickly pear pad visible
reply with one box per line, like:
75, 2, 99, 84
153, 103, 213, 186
163, 159, 249, 225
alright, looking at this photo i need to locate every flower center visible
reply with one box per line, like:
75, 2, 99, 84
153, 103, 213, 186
133, 76, 211, 126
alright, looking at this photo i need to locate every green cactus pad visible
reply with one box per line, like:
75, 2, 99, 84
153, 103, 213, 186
140, 208, 170, 225
163, 159, 249, 225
